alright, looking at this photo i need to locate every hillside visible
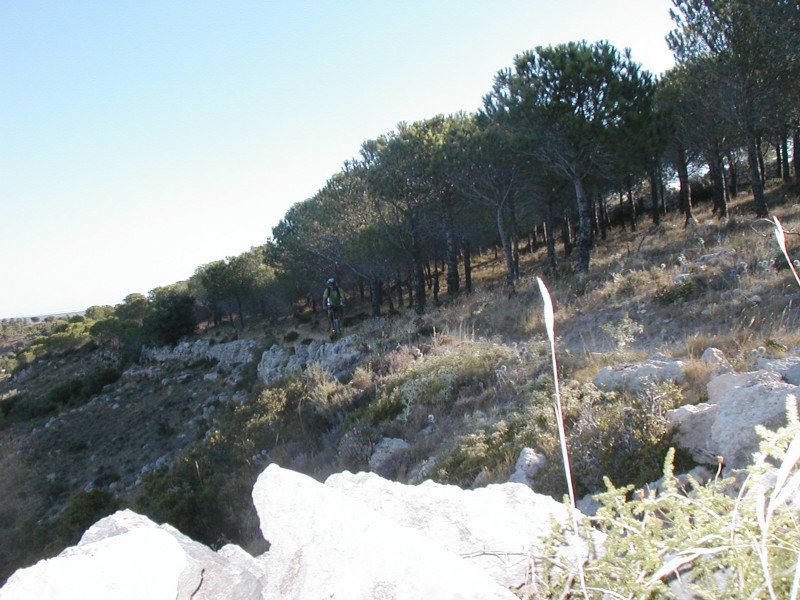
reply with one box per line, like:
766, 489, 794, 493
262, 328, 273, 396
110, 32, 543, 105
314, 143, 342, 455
2, 183, 800, 587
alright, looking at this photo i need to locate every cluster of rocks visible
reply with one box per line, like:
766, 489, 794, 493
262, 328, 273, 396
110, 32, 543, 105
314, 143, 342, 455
256, 334, 365, 386
140, 338, 262, 386
593, 347, 800, 471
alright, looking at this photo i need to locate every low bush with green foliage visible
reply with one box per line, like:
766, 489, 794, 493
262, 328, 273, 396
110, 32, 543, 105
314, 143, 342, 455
359, 341, 518, 426
0, 365, 121, 424
655, 276, 706, 305
538, 408, 800, 598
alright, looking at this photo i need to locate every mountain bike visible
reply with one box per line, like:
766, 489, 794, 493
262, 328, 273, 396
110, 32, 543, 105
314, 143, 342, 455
327, 303, 343, 340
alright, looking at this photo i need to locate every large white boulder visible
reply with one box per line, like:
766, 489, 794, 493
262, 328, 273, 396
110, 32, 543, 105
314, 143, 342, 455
252, 463, 518, 599
668, 368, 799, 468
325, 469, 580, 590
0, 510, 265, 600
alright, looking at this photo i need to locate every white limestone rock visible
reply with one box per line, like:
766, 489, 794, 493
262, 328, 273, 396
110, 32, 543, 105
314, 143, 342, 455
593, 352, 686, 392
0, 510, 265, 600
368, 437, 410, 476
324, 469, 586, 590
668, 369, 799, 468
257, 335, 364, 386
252, 463, 518, 600
508, 447, 547, 486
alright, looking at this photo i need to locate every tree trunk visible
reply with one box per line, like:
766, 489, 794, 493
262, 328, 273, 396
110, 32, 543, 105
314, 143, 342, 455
410, 228, 425, 314
432, 259, 440, 304
396, 271, 404, 309
756, 136, 766, 185
676, 147, 695, 227
545, 200, 557, 268
708, 152, 728, 219
496, 203, 516, 292
573, 176, 593, 273
369, 278, 382, 317
235, 297, 245, 330
650, 167, 661, 226
626, 184, 637, 232
444, 203, 460, 297
463, 240, 473, 294
561, 211, 574, 257
725, 151, 739, 198
781, 133, 791, 183
598, 192, 609, 241
508, 197, 520, 280
747, 133, 769, 217
793, 126, 800, 182
386, 280, 395, 314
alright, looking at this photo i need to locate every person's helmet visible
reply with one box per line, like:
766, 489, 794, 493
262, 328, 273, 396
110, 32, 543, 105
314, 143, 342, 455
327, 277, 335, 285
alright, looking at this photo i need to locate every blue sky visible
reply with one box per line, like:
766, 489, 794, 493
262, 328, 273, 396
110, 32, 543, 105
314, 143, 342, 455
1, 1, 675, 319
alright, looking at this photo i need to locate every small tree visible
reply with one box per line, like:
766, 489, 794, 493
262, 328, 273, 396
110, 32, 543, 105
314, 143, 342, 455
144, 286, 197, 346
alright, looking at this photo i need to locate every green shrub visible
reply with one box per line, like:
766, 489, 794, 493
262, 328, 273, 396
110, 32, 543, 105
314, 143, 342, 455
540, 411, 800, 598
654, 277, 705, 305
2, 392, 57, 422
54, 489, 120, 545
1, 366, 122, 424
48, 365, 121, 410
433, 417, 536, 487
562, 381, 688, 495
362, 341, 516, 426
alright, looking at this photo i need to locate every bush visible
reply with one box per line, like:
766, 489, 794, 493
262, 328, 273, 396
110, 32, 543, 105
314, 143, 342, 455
564, 381, 688, 494
1, 392, 57, 423
540, 412, 800, 598
54, 489, 120, 545
655, 277, 706, 305
362, 341, 516, 426
433, 417, 535, 487
1, 366, 122, 424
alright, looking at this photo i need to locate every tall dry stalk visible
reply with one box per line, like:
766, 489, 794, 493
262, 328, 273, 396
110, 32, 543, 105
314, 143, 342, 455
537, 276, 588, 599
772, 216, 800, 288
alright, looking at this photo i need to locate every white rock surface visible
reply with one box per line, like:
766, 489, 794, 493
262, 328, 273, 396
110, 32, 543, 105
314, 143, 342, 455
508, 447, 547, 486
252, 463, 518, 599
593, 353, 685, 392
0, 510, 265, 600
668, 368, 799, 468
325, 469, 579, 589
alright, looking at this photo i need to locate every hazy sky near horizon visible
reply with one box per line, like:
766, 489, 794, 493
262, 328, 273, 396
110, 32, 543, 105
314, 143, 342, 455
1, 1, 676, 319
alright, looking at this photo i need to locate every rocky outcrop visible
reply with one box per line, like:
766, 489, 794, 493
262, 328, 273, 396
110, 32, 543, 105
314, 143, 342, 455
593, 352, 686, 392
254, 464, 522, 599
591, 348, 799, 470
668, 353, 800, 468
321, 468, 590, 591
508, 447, 547, 486
5, 348, 798, 598
140, 339, 261, 386
141, 339, 259, 369
257, 334, 365, 386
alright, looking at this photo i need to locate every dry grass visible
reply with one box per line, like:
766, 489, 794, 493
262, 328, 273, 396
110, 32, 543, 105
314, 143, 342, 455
385, 183, 800, 388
